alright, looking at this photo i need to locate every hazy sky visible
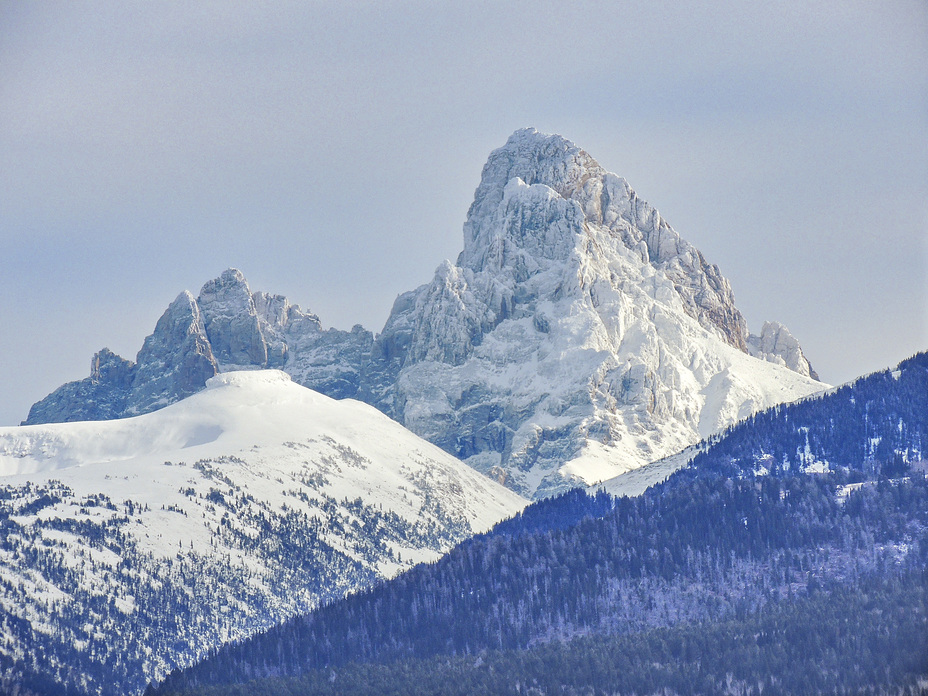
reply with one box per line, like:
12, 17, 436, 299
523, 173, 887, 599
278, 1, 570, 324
2, 1, 926, 426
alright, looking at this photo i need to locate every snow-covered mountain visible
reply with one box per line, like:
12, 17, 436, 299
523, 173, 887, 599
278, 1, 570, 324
362, 129, 824, 496
25, 129, 824, 498
0, 370, 525, 695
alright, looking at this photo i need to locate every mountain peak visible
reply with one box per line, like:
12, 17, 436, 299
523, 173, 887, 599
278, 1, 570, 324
494, 128, 603, 180
204, 267, 249, 290
197, 268, 266, 368
461, 128, 747, 351
463, 130, 602, 253
375, 129, 825, 496
25, 270, 373, 425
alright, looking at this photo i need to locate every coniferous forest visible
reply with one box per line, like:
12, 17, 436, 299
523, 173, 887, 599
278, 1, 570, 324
148, 356, 928, 696
152, 571, 928, 696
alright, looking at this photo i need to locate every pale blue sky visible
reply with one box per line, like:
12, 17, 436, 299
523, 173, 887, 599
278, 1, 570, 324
2, 1, 926, 425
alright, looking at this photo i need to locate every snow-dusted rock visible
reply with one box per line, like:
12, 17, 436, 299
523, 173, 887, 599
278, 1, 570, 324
459, 128, 748, 350
24, 348, 136, 424
197, 269, 270, 369
367, 129, 824, 497
25, 291, 221, 424
24, 272, 373, 424
125, 290, 219, 415
747, 320, 819, 380
195, 269, 375, 399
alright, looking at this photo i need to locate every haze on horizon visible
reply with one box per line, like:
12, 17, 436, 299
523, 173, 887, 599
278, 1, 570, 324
1, 1, 926, 426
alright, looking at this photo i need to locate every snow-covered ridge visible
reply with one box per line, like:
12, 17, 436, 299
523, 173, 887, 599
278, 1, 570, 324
205, 368, 292, 389
0, 372, 525, 693
3, 370, 523, 529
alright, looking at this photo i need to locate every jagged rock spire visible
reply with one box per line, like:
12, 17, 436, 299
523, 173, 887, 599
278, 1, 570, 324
24, 270, 372, 424
367, 128, 823, 497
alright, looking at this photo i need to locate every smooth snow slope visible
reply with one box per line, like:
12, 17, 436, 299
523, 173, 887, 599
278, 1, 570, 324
0, 370, 525, 694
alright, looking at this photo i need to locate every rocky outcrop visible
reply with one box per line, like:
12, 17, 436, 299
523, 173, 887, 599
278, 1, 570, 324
124, 291, 219, 416
747, 321, 819, 380
24, 348, 136, 424
198, 271, 270, 369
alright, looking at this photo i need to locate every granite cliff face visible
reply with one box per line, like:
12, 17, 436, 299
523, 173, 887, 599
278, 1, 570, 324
25, 129, 823, 498
125, 291, 218, 416
23, 292, 218, 425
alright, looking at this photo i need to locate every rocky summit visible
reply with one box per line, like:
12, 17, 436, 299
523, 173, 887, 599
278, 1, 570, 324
26, 129, 824, 498
24, 270, 373, 425
363, 129, 823, 496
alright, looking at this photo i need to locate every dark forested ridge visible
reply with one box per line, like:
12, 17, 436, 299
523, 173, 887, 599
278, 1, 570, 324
154, 570, 928, 696
152, 473, 928, 695
150, 352, 928, 696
